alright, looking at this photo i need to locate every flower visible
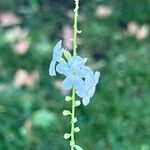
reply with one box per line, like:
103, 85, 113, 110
56, 56, 91, 91
95, 5, 112, 18
13, 69, 39, 88
0, 12, 21, 27
49, 40, 101, 106
49, 41, 64, 76
13, 39, 30, 55
5, 27, 29, 43
76, 71, 100, 106
136, 24, 149, 40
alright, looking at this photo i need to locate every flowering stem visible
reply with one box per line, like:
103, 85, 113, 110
70, 87, 76, 150
73, 0, 79, 56
70, 0, 79, 150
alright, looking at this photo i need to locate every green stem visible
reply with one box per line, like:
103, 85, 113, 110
70, 0, 79, 150
73, 0, 79, 56
71, 87, 76, 150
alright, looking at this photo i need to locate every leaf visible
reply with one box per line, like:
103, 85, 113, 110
31, 109, 57, 129
29, 0, 39, 12
74, 145, 83, 150
64, 50, 72, 60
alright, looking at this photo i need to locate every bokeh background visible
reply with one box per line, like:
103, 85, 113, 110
0, 0, 150, 149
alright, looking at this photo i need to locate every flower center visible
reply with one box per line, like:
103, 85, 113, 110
72, 70, 77, 76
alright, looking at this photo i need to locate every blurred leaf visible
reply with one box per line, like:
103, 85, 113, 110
31, 109, 57, 129
29, 0, 39, 12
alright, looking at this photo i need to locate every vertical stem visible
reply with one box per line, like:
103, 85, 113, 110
70, 0, 79, 149
73, 0, 79, 56
71, 87, 76, 150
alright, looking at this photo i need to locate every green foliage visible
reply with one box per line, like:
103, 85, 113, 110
0, 0, 150, 149
31, 109, 58, 129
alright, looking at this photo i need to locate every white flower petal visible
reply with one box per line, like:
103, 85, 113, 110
62, 76, 73, 90
95, 71, 100, 83
82, 96, 91, 106
53, 40, 62, 54
49, 60, 56, 76
56, 62, 70, 76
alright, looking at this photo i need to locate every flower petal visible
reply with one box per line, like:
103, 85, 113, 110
80, 83, 96, 105
49, 41, 64, 76
82, 86, 95, 106
85, 71, 95, 85
53, 48, 64, 62
79, 58, 87, 65
95, 71, 100, 84
56, 62, 70, 76
68, 57, 75, 67
49, 60, 56, 76
89, 86, 96, 98
68, 56, 83, 67
74, 77, 85, 97
52, 41, 64, 62
62, 76, 73, 90
79, 66, 92, 78
76, 86, 85, 98
53, 40, 62, 54
81, 72, 99, 105
82, 96, 90, 106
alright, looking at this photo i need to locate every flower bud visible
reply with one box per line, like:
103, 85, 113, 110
63, 110, 71, 116
77, 30, 82, 34
59, 58, 65, 63
64, 50, 72, 60
74, 127, 80, 132
74, 145, 83, 150
75, 100, 81, 106
64, 133, 70, 139
65, 96, 72, 102
71, 117, 77, 123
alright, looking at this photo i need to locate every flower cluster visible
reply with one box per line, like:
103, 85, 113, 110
49, 41, 100, 106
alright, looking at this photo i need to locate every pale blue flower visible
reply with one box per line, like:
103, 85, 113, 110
56, 56, 91, 91
76, 71, 100, 106
49, 41, 100, 106
49, 41, 64, 76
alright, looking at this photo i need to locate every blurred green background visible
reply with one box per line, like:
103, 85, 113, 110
0, 0, 150, 150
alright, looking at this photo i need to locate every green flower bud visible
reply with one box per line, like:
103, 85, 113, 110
75, 100, 81, 106
64, 133, 70, 139
63, 110, 71, 116
74, 145, 83, 150
77, 30, 82, 34
74, 127, 80, 132
64, 50, 72, 60
71, 117, 77, 123
65, 96, 72, 102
